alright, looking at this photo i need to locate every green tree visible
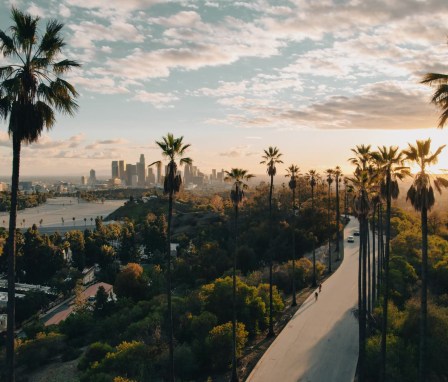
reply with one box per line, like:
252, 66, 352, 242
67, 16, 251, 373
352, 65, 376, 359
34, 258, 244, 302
285, 164, 300, 306
114, 263, 149, 301
260, 146, 283, 338
0, 9, 80, 379
224, 168, 254, 382
403, 139, 448, 382
151, 133, 191, 382
206, 322, 248, 372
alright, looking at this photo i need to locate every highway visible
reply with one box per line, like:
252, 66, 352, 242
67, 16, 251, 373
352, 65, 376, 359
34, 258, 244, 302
246, 218, 360, 382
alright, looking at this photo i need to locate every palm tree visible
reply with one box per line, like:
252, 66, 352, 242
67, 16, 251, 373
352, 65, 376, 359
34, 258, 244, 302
371, 146, 409, 382
306, 169, 319, 286
333, 167, 342, 261
0, 9, 79, 380
151, 133, 191, 382
260, 146, 283, 337
421, 70, 448, 128
224, 168, 254, 382
348, 166, 376, 382
84, 217, 87, 227
325, 168, 334, 272
403, 139, 448, 382
285, 164, 300, 306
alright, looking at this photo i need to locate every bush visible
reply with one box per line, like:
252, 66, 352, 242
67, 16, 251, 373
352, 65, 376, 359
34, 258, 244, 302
206, 322, 248, 371
174, 343, 199, 380
16, 332, 66, 370
78, 342, 115, 371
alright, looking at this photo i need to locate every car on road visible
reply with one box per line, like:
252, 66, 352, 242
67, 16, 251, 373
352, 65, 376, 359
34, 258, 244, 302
347, 236, 355, 243
353, 230, 360, 236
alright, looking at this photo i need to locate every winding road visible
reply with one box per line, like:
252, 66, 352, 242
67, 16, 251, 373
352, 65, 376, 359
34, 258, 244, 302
246, 218, 360, 382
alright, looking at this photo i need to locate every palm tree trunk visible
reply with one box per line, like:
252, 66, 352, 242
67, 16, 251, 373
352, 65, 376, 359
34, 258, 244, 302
335, 177, 340, 259
328, 185, 332, 273
358, 218, 366, 382
291, 188, 297, 307
167, 188, 175, 382
380, 174, 392, 382
6, 135, 21, 382
231, 202, 239, 382
268, 174, 275, 337
377, 203, 383, 299
372, 210, 376, 308
419, 202, 428, 382
312, 187, 317, 286
367, 225, 371, 315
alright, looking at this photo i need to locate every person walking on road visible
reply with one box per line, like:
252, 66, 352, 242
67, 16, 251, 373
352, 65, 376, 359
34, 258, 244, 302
315, 291, 319, 301
319, 283, 322, 293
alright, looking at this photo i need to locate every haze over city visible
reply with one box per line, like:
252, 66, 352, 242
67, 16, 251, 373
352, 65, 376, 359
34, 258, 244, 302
1, 0, 448, 177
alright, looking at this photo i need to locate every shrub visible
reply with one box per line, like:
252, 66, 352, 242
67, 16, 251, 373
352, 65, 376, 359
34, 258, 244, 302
206, 322, 248, 371
78, 342, 115, 371
16, 332, 66, 370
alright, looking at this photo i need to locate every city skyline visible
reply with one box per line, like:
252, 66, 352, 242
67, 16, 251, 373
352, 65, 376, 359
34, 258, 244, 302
1, 1, 448, 177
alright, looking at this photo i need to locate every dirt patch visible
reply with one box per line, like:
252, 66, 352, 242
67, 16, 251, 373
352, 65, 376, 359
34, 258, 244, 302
24, 359, 79, 382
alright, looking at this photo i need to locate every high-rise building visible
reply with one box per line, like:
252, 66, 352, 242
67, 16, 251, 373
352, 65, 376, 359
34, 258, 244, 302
212, 169, 216, 181
126, 164, 137, 187
81, 176, 87, 185
111, 161, 119, 179
156, 162, 162, 184
88, 169, 97, 185
184, 163, 192, 184
147, 167, 155, 184
119, 160, 126, 182
137, 154, 146, 186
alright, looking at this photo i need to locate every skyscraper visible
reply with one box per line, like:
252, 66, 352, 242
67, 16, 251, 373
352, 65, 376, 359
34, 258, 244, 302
126, 164, 137, 187
119, 160, 126, 182
88, 169, 97, 185
137, 154, 146, 186
147, 167, 155, 184
156, 162, 162, 184
111, 161, 119, 179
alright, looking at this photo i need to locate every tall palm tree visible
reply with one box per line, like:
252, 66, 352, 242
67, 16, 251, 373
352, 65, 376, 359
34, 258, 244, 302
285, 164, 300, 306
403, 139, 447, 382
0, 9, 79, 381
334, 166, 342, 260
421, 70, 448, 128
371, 146, 409, 382
225, 168, 254, 382
325, 168, 334, 272
151, 133, 192, 382
260, 146, 283, 337
306, 169, 319, 286
348, 166, 376, 382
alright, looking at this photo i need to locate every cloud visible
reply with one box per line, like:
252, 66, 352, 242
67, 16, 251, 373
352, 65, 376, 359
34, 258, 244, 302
149, 11, 202, 28
85, 139, 128, 150
59, 4, 71, 17
27, 2, 45, 17
0, 132, 10, 147
131, 90, 179, 108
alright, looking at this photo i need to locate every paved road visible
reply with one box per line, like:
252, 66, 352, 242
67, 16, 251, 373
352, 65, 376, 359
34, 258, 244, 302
246, 218, 360, 382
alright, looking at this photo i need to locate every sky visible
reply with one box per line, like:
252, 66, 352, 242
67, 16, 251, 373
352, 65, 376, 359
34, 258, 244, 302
1, 0, 448, 179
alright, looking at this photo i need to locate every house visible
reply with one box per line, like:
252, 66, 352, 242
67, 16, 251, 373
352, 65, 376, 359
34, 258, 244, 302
82, 266, 95, 285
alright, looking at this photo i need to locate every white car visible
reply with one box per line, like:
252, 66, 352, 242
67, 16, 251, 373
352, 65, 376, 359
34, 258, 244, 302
347, 236, 355, 243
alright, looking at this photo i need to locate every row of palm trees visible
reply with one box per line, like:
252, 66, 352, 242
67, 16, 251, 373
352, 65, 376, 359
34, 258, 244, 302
154, 139, 347, 381
349, 140, 448, 382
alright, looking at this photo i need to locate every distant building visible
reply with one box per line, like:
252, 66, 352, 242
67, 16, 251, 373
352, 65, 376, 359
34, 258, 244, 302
147, 167, 155, 184
126, 164, 137, 186
137, 154, 146, 187
119, 160, 126, 183
0, 182, 9, 192
156, 162, 162, 184
81, 176, 87, 185
111, 161, 119, 179
82, 266, 95, 285
212, 169, 216, 181
89, 169, 97, 185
